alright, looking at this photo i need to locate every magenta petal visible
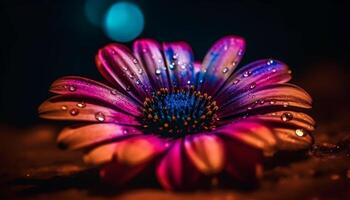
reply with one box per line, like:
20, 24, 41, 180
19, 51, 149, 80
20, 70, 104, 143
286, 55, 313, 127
38, 95, 140, 125
133, 39, 171, 90
163, 42, 195, 88
50, 76, 141, 116
197, 36, 245, 95
216, 59, 292, 104
96, 43, 153, 103
218, 83, 312, 119
156, 139, 202, 190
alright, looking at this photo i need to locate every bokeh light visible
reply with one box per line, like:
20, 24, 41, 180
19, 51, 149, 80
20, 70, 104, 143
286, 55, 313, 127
103, 2, 144, 42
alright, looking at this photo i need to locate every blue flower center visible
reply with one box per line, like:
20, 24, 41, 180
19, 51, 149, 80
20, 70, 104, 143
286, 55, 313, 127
142, 86, 219, 138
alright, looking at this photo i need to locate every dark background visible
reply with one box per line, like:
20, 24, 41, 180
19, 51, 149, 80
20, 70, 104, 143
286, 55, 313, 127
0, 0, 348, 124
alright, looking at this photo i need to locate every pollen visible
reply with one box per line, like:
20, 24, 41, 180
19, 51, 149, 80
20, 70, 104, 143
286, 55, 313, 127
141, 86, 219, 138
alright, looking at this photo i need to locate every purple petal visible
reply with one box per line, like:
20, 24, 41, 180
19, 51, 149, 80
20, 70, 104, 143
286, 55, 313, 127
50, 76, 141, 116
38, 95, 140, 125
184, 134, 225, 174
57, 123, 141, 151
216, 59, 292, 103
96, 43, 153, 103
156, 139, 202, 190
218, 83, 312, 119
197, 36, 245, 95
133, 39, 170, 90
214, 120, 277, 156
163, 42, 195, 88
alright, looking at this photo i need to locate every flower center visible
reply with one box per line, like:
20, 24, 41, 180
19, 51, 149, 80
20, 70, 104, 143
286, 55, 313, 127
141, 86, 219, 138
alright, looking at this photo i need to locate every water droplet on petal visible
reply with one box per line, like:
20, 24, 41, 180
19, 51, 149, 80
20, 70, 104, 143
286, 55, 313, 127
222, 67, 229, 74
295, 129, 305, 137
187, 80, 191, 85
249, 83, 256, 90
68, 85, 76, 92
61, 105, 68, 111
172, 53, 178, 59
111, 50, 116, 55
169, 63, 175, 70
233, 79, 240, 85
238, 49, 243, 56
136, 79, 141, 85
283, 102, 289, 107
267, 59, 274, 65
122, 130, 128, 134
126, 86, 131, 91
270, 100, 276, 105
288, 70, 292, 74
69, 108, 79, 116
95, 112, 105, 122
155, 69, 161, 75
110, 90, 117, 95
76, 102, 86, 108
281, 112, 293, 122
271, 68, 277, 73
259, 99, 265, 104
137, 68, 143, 74
133, 58, 138, 64
243, 71, 252, 78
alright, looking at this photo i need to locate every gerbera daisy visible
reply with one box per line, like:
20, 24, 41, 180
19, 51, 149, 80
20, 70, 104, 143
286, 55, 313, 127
39, 36, 314, 190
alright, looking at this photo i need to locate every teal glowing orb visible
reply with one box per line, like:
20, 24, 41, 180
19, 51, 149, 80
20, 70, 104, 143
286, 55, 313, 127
103, 2, 144, 42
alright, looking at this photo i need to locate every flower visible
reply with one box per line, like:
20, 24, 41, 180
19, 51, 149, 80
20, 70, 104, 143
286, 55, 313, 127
39, 36, 314, 190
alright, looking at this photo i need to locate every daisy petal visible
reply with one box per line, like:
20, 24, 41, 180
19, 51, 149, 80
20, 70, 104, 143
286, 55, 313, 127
133, 39, 170, 90
184, 134, 225, 175
215, 120, 277, 156
218, 83, 312, 119
100, 135, 169, 186
57, 123, 141, 150
217, 59, 291, 102
273, 128, 314, 150
198, 36, 245, 95
163, 42, 195, 88
38, 95, 140, 125
96, 43, 153, 103
50, 76, 141, 115
156, 139, 201, 190
247, 111, 315, 132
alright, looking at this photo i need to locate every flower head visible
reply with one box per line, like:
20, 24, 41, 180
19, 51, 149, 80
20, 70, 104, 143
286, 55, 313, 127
39, 36, 314, 190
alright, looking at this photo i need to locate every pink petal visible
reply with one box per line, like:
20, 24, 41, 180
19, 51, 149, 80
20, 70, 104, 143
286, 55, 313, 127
218, 83, 312, 119
38, 95, 140, 125
96, 43, 153, 103
214, 120, 277, 156
184, 134, 225, 174
197, 36, 245, 95
100, 135, 169, 186
162, 42, 195, 88
57, 123, 141, 150
50, 76, 141, 116
133, 39, 170, 90
156, 139, 202, 190
216, 59, 292, 103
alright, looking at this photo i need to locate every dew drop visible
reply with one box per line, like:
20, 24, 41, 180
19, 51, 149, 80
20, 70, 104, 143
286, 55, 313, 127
249, 82, 256, 90
137, 68, 143, 74
259, 99, 265, 104
136, 79, 141, 85
110, 90, 117, 95
283, 102, 289, 107
172, 53, 178, 59
243, 71, 252, 78
155, 69, 161, 75
288, 70, 292, 74
76, 102, 86, 108
126, 86, 131, 91
222, 67, 229, 74
111, 50, 116, 55
187, 80, 191, 85
267, 59, 274, 65
68, 85, 76, 92
270, 100, 276, 105
122, 130, 128, 134
169, 63, 175, 70
238, 49, 243, 56
271, 68, 277, 73
281, 112, 293, 122
295, 129, 305, 137
132, 58, 138, 64
69, 108, 79, 116
233, 79, 240, 85
95, 112, 105, 122
61, 105, 68, 111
